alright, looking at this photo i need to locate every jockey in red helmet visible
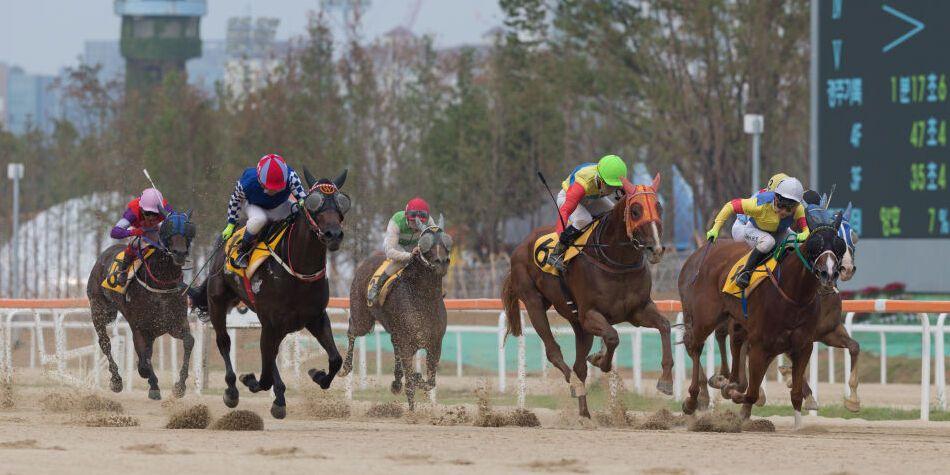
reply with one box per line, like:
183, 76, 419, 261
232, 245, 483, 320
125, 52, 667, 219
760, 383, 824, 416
366, 197, 435, 304
221, 154, 308, 267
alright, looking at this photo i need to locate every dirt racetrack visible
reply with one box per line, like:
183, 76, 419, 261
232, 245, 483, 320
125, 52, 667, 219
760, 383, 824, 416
2, 385, 949, 475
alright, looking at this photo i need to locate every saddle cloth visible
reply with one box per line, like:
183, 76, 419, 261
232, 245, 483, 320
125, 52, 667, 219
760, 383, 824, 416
532, 222, 599, 276
101, 248, 156, 294
224, 225, 290, 281
366, 259, 407, 307
722, 250, 780, 297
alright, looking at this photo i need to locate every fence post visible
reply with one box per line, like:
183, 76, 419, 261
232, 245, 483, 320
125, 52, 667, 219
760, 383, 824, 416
936, 313, 947, 411
158, 335, 165, 373
843, 312, 855, 397
517, 312, 526, 409
456, 331, 463, 378
497, 311, 506, 393
375, 325, 383, 380
124, 322, 134, 392
880, 333, 887, 385
809, 341, 819, 416
358, 335, 367, 390
673, 312, 684, 401
705, 332, 715, 380
293, 333, 302, 383
827, 346, 835, 384
54, 312, 67, 375
633, 328, 642, 394
918, 313, 931, 421
194, 320, 204, 395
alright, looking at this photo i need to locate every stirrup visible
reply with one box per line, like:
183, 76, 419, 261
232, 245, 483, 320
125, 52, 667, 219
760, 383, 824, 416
547, 254, 566, 272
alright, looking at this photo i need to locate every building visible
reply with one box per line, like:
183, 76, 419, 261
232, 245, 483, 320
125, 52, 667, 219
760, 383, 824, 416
3, 66, 59, 135
0, 63, 8, 129
114, 0, 207, 91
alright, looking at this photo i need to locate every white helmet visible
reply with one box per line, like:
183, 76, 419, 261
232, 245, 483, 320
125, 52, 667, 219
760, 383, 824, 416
774, 177, 805, 203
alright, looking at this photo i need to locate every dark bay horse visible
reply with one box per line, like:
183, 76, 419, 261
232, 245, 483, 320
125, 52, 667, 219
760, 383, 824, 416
86, 210, 196, 400
503, 175, 668, 417
341, 224, 452, 409
678, 218, 845, 428
189, 169, 349, 419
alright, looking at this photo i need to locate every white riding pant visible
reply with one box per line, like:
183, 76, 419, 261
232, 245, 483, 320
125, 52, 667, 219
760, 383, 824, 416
731, 217, 785, 253
243, 199, 294, 236
556, 190, 620, 229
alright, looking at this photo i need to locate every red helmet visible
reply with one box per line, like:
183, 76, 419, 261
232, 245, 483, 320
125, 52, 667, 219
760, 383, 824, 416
405, 197, 430, 221
256, 154, 289, 191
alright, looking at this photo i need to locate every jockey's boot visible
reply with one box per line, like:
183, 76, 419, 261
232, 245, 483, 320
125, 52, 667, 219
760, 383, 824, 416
735, 248, 769, 290
366, 270, 391, 307
114, 251, 136, 287
235, 233, 256, 269
547, 225, 583, 273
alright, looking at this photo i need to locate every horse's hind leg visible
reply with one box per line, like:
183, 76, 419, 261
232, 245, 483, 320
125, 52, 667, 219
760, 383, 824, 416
571, 324, 594, 418
634, 303, 674, 395
209, 299, 239, 408
682, 315, 713, 414
422, 343, 441, 393
305, 310, 343, 389
708, 323, 730, 389
169, 320, 194, 399
523, 294, 570, 382
390, 343, 404, 395
788, 348, 812, 430
739, 345, 772, 421
581, 309, 619, 373
91, 304, 122, 393
339, 335, 356, 377
130, 329, 161, 400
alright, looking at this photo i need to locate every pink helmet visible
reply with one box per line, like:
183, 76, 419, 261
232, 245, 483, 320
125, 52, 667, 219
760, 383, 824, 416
140, 188, 166, 214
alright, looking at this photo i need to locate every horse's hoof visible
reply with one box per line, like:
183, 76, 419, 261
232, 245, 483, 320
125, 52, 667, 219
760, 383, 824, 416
586, 353, 612, 373
720, 383, 733, 399
173, 382, 186, 399
655, 380, 673, 396
697, 395, 710, 411
240, 373, 259, 391
739, 405, 752, 420
803, 394, 819, 411
148, 389, 161, 401
843, 397, 860, 413
755, 387, 766, 407
270, 403, 287, 420
110, 379, 123, 393
308, 368, 332, 389
729, 389, 745, 405
708, 374, 727, 390
390, 380, 403, 395
682, 398, 696, 415
223, 388, 239, 408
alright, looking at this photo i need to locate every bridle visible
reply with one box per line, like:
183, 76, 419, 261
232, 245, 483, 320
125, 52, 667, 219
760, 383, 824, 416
622, 186, 661, 250
302, 182, 347, 238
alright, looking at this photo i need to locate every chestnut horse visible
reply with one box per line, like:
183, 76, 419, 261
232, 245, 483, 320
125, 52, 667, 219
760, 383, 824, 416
678, 217, 845, 428
502, 175, 668, 417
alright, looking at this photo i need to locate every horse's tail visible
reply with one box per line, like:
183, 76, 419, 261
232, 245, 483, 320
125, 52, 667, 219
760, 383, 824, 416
187, 276, 209, 313
501, 271, 522, 338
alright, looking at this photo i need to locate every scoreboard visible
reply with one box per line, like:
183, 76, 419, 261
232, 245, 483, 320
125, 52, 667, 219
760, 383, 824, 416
817, 0, 949, 239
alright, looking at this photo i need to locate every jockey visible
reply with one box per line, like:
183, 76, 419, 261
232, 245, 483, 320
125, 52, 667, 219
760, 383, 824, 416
706, 176, 810, 289
109, 188, 170, 286
546, 154, 628, 272
221, 154, 308, 268
366, 197, 435, 304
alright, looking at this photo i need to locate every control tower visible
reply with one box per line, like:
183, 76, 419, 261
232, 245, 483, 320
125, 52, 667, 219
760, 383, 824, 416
114, 0, 207, 90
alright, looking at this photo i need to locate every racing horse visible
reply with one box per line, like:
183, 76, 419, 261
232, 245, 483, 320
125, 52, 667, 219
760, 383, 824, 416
190, 168, 349, 419
678, 215, 846, 428
86, 210, 196, 400
341, 223, 452, 409
502, 174, 668, 417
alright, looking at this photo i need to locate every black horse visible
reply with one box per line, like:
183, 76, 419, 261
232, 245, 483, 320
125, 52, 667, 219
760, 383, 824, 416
87, 210, 197, 400
190, 168, 349, 419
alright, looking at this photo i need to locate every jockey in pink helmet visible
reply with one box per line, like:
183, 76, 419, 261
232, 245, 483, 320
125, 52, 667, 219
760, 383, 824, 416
221, 154, 308, 267
109, 188, 171, 286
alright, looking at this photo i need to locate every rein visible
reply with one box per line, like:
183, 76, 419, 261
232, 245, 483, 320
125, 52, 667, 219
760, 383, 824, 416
273, 219, 327, 282
580, 212, 646, 273
133, 238, 184, 291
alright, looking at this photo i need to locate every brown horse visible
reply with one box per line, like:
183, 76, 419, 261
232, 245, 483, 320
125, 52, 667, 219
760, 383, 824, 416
502, 175, 668, 417
340, 225, 451, 409
87, 210, 196, 400
678, 217, 845, 427
189, 168, 348, 419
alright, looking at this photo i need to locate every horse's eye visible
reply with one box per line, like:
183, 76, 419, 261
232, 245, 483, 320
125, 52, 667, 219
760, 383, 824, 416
630, 204, 642, 218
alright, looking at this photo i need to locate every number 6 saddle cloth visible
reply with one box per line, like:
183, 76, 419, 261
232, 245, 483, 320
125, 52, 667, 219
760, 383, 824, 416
531, 223, 599, 276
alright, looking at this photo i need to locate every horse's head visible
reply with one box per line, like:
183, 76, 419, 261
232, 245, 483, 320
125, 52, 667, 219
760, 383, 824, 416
837, 202, 858, 281
158, 210, 196, 267
802, 211, 848, 290
620, 174, 664, 264
415, 221, 452, 277
301, 168, 350, 251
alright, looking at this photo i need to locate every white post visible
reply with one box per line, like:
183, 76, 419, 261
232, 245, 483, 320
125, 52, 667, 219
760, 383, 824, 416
827, 346, 835, 384
918, 313, 931, 421
633, 328, 642, 394
414, 350, 422, 374
936, 313, 947, 410
228, 328, 237, 374
375, 326, 382, 380
158, 336, 166, 373
776, 354, 784, 384
124, 324, 134, 392
673, 312, 685, 401
809, 341, 819, 416
7, 163, 24, 299
194, 321, 204, 395
744, 115, 764, 194
54, 312, 67, 375
358, 335, 367, 390
843, 312, 855, 397
455, 331, 463, 378
497, 312, 506, 393
517, 313, 526, 409
29, 323, 36, 368
293, 333, 301, 383
705, 332, 715, 380
880, 333, 887, 385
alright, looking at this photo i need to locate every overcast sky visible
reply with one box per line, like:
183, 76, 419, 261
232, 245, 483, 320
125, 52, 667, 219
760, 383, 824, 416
0, 0, 504, 75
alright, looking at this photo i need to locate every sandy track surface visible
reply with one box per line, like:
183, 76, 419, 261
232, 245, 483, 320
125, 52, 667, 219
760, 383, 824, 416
1, 388, 949, 475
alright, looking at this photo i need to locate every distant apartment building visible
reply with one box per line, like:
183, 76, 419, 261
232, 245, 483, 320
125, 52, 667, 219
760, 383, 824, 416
0, 63, 8, 129
2, 66, 60, 135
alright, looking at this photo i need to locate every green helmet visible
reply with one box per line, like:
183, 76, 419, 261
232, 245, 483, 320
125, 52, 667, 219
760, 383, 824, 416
596, 154, 627, 187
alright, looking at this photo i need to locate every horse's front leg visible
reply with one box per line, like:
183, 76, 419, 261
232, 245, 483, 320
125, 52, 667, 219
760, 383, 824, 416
633, 302, 674, 395
570, 320, 594, 418
305, 310, 342, 389
131, 329, 161, 400
169, 319, 194, 399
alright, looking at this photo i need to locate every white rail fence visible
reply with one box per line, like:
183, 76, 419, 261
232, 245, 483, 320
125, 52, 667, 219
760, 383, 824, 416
0, 307, 947, 421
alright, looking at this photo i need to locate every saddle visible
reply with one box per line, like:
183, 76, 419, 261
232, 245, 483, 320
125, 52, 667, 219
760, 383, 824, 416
722, 243, 791, 298
366, 259, 408, 307
101, 248, 156, 294
532, 222, 599, 276
224, 222, 290, 281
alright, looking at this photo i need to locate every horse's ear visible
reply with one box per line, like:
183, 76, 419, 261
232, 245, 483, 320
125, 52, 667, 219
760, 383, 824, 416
833, 210, 843, 230
439, 213, 445, 229
302, 166, 317, 189
333, 168, 348, 189
620, 177, 637, 196
651, 172, 661, 192
843, 202, 853, 222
